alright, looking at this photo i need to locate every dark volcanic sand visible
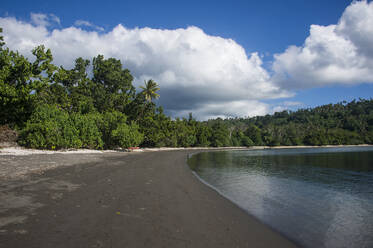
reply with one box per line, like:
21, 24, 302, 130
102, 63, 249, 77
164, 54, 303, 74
0, 150, 298, 248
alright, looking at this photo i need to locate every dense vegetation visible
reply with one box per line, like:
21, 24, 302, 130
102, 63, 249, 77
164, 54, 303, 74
221, 98, 373, 146
1, 28, 372, 149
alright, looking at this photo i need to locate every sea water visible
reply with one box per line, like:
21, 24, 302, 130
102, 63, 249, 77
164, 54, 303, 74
188, 147, 373, 248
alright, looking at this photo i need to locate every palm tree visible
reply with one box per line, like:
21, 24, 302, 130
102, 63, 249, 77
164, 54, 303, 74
140, 79, 160, 103
136, 80, 160, 121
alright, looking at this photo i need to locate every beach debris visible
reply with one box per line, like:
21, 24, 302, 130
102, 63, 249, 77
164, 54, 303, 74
125, 147, 144, 152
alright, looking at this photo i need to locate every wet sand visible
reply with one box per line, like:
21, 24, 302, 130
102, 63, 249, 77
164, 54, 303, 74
0, 150, 298, 248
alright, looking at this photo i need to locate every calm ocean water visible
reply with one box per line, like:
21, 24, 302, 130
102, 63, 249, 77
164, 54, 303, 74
188, 147, 373, 248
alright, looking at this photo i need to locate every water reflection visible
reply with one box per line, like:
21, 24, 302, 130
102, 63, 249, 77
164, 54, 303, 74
188, 147, 373, 248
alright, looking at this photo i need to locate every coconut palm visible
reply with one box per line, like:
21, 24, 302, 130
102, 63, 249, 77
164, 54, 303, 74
140, 79, 160, 103
136, 79, 160, 121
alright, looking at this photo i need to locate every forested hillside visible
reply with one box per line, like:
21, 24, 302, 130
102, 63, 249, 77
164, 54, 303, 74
219, 99, 373, 146
1, 28, 372, 149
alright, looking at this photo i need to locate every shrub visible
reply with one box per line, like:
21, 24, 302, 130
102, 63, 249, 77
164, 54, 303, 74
98, 111, 144, 148
112, 122, 144, 148
19, 104, 82, 149
99, 111, 127, 148
71, 112, 104, 149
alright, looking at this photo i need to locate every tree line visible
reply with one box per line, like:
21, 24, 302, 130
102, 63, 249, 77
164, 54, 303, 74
1, 28, 372, 149
221, 99, 373, 146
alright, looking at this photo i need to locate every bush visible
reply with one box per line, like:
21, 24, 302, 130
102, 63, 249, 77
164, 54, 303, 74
112, 122, 143, 148
71, 112, 104, 149
19, 105, 82, 149
99, 111, 127, 148
19, 107, 144, 149
98, 111, 144, 148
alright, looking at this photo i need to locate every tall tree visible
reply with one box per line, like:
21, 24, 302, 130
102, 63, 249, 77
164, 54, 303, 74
92, 55, 135, 113
0, 43, 53, 126
135, 79, 160, 120
54, 58, 94, 113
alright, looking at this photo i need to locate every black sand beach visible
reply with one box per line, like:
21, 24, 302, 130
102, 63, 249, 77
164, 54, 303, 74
0, 150, 298, 248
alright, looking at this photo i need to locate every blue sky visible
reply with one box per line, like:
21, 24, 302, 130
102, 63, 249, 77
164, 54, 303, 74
1, 0, 353, 54
1, 0, 372, 119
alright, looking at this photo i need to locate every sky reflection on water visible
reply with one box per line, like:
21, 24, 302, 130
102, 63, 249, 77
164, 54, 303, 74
188, 147, 373, 248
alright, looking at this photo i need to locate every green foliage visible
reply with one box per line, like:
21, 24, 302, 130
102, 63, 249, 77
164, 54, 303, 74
71, 112, 104, 149
244, 124, 263, 145
19, 105, 81, 149
92, 55, 135, 113
0, 47, 35, 127
174, 118, 197, 147
1, 32, 371, 150
0, 28, 4, 49
139, 116, 167, 147
140, 79, 160, 103
99, 111, 127, 148
196, 123, 212, 147
365, 130, 373, 144
231, 130, 253, 146
209, 119, 231, 147
138, 108, 177, 147
222, 99, 373, 146
97, 111, 143, 148
112, 122, 143, 148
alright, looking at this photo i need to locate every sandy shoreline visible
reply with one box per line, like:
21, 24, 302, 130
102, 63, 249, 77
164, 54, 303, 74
1, 144, 371, 181
1, 144, 370, 246
0, 146, 246, 180
0, 149, 299, 247
1, 143, 371, 155
0, 146, 250, 156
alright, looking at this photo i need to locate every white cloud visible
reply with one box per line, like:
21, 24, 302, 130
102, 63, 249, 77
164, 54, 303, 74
30, 13, 48, 26
74, 20, 104, 31
172, 100, 270, 120
2, 0, 372, 119
272, 106, 286, 113
273, 0, 373, 89
270, 101, 303, 115
0, 16, 289, 119
50, 14, 61, 25
283, 101, 302, 107
30, 13, 60, 27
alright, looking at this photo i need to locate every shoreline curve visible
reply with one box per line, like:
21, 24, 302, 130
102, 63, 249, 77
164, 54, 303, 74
1, 150, 298, 247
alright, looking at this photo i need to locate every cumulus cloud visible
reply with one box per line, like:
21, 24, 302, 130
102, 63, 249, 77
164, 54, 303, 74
74, 20, 104, 31
1, 1, 372, 119
273, 0, 373, 89
0, 15, 289, 120
170, 100, 270, 120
